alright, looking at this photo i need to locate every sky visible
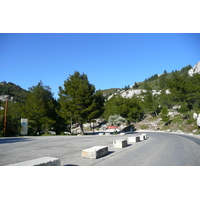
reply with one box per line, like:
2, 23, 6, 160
0, 33, 200, 98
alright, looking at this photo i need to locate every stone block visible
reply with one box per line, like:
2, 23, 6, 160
139, 134, 146, 141
128, 136, 140, 143
82, 146, 108, 159
142, 133, 147, 140
113, 139, 127, 148
7, 157, 61, 166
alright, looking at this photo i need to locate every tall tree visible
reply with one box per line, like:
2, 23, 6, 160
58, 71, 101, 134
21, 81, 56, 135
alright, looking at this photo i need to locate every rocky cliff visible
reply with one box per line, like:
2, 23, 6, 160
188, 61, 200, 76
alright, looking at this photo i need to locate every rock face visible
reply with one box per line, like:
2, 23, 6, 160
188, 61, 200, 76
197, 114, 200, 127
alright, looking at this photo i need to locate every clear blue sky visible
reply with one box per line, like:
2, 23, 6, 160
0, 33, 200, 98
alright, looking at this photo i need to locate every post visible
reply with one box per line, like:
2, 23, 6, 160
71, 117, 72, 133
4, 97, 8, 137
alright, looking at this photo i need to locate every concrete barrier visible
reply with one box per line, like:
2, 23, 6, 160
139, 134, 147, 141
128, 136, 140, 143
113, 139, 128, 148
142, 133, 147, 140
7, 157, 61, 166
139, 135, 144, 141
82, 146, 108, 159
99, 133, 104, 135
105, 133, 111, 135
120, 132, 126, 135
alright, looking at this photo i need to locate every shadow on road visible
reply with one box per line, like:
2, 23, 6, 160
64, 164, 79, 166
0, 138, 33, 144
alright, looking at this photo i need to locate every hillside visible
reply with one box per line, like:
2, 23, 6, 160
102, 61, 200, 134
0, 81, 27, 103
104, 64, 193, 99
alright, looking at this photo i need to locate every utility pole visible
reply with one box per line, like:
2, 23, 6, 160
4, 97, 8, 137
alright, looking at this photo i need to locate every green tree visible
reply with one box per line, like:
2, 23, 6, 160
166, 72, 187, 103
178, 101, 190, 119
21, 81, 56, 135
159, 74, 167, 89
132, 82, 139, 89
0, 99, 22, 136
141, 86, 160, 116
160, 106, 170, 122
103, 95, 144, 123
87, 90, 105, 121
58, 71, 101, 134
103, 95, 119, 121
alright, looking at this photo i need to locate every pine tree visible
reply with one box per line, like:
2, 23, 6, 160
160, 106, 170, 122
58, 71, 101, 134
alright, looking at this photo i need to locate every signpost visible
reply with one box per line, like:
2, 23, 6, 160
3, 98, 8, 137
21, 118, 28, 135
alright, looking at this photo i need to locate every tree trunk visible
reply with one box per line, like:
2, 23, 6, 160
80, 121, 84, 135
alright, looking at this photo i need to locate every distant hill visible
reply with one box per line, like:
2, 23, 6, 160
134, 64, 192, 90
103, 64, 194, 100
0, 81, 27, 103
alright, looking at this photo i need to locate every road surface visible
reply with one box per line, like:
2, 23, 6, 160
1, 131, 200, 166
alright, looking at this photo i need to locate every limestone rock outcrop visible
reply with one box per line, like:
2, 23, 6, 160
188, 61, 200, 76
193, 113, 200, 126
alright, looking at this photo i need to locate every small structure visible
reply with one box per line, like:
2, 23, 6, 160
128, 136, 140, 143
82, 146, 108, 159
139, 134, 147, 141
113, 139, 128, 148
7, 157, 61, 166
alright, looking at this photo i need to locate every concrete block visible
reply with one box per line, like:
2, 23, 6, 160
82, 146, 108, 159
105, 133, 111, 135
120, 132, 126, 135
99, 133, 104, 135
113, 139, 128, 148
128, 136, 140, 143
142, 133, 147, 140
7, 157, 61, 166
139, 134, 146, 141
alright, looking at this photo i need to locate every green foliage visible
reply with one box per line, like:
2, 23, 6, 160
178, 101, 190, 115
165, 72, 200, 110
21, 81, 57, 135
132, 82, 139, 89
0, 99, 24, 136
103, 95, 144, 123
108, 115, 127, 126
145, 74, 159, 82
123, 85, 130, 91
0, 81, 27, 102
0, 63, 199, 136
58, 71, 104, 134
160, 106, 170, 122
141, 85, 160, 116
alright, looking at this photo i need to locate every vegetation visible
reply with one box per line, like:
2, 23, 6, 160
57, 71, 104, 134
20, 81, 58, 135
1, 63, 200, 136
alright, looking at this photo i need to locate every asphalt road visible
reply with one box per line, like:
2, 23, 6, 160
1, 131, 200, 166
